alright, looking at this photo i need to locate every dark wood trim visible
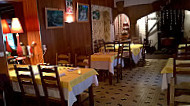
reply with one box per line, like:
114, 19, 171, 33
89, 85, 94, 106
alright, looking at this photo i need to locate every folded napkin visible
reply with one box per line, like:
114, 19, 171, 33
59, 73, 66, 77
68, 68, 79, 72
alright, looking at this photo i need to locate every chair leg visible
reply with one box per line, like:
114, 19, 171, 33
170, 78, 175, 106
120, 67, 123, 80
117, 68, 119, 83
129, 58, 132, 70
167, 84, 170, 105
109, 72, 112, 85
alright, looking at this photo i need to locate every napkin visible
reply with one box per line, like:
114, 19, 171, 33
59, 73, 66, 77
68, 68, 79, 72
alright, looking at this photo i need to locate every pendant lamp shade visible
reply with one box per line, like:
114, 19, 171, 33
11, 18, 23, 33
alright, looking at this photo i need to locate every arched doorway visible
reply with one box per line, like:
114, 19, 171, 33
114, 14, 130, 40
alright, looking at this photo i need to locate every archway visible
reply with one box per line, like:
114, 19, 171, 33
114, 13, 130, 40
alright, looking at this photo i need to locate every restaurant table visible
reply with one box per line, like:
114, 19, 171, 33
161, 58, 190, 90
100, 44, 143, 64
90, 52, 124, 84
8, 64, 98, 106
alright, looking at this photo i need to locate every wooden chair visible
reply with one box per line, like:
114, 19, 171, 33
115, 45, 124, 83
14, 64, 41, 106
178, 43, 190, 56
121, 41, 132, 70
105, 42, 115, 52
93, 40, 99, 53
38, 65, 67, 106
56, 53, 72, 66
132, 37, 140, 44
98, 39, 105, 49
170, 54, 190, 106
114, 40, 120, 52
75, 54, 91, 68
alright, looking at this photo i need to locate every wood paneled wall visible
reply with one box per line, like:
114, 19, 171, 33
0, 0, 43, 66
37, 0, 114, 64
91, 0, 114, 8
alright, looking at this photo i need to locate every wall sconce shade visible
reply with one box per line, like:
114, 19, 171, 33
65, 14, 74, 23
1, 19, 11, 34
11, 18, 23, 33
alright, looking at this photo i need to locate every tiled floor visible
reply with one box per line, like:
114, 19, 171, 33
87, 59, 167, 106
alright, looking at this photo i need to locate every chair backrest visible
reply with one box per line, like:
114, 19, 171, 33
121, 41, 131, 58
14, 65, 40, 97
98, 39, 105, 48
105, 42, 115, 52
173, 54, 190, 84
38, 65, 66, 104
132, 37, 140, 44
116, 45, 124, 66
56, 53, 71, 66
75, 54, 91, 68
93, 40, 99, 53
114, 41, 120, 52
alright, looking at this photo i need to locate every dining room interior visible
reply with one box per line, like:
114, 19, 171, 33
0, 0, 190, 106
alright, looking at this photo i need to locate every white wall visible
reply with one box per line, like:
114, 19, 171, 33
137, 12, 158, 49
184, 10, 190, 39
114, 0, 157, 7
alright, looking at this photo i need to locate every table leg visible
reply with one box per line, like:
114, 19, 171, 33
109, 72, 112, 85
76, 95, 82, 106
89, 85, 94, 106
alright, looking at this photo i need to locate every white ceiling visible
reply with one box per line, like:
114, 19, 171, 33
114, 0, 159, 7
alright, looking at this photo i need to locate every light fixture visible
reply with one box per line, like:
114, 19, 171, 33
1, 19, 12, 52
65, 13, 74, 23
11, 18, 24, 56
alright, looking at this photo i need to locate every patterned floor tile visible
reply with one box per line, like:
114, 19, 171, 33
83, 59, 168, 106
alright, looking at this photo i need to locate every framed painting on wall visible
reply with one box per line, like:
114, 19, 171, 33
66, 0, 73, 14
77, 3, 89, 22
45, 8, 64, 29
92, 10, 100, 20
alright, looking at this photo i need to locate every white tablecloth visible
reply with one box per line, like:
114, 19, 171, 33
91, 59, 124, 75
132, 49, 142, 64
11, 75, 98, 106
161, 73, 190, 90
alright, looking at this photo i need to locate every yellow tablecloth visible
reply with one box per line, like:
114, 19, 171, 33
101, 44, 143, 56
161, 58, 190, 74
91, 52, 117, 62
130, 44, 143, 56
9, 65, 98, 91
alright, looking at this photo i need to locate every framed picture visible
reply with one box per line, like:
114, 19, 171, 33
45, 8, 64, 29
77, 3, 89, 22
66, 0, 73, 14
92, 10, 100, 20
